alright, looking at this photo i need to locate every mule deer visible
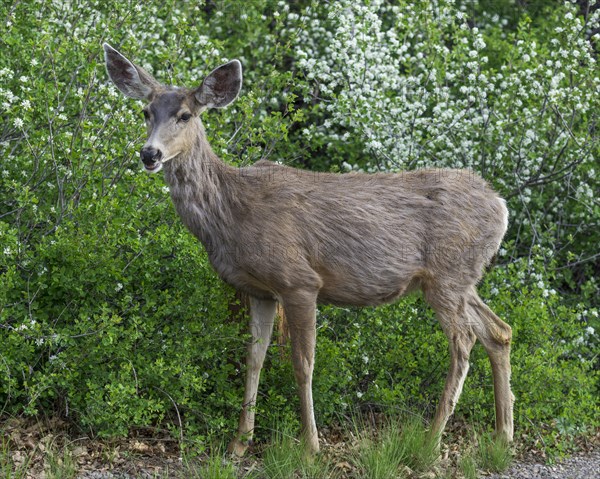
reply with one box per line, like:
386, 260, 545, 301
104, 43, 514, 456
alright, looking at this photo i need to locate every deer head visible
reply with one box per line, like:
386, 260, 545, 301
103, 43, 242, 173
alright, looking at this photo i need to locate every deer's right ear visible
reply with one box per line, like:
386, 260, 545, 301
103, 43, 159, 101
194, 60, 242, 110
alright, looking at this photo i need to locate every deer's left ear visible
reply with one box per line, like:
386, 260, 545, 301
194, 60, 242, 109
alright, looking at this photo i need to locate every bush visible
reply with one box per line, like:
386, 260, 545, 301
0, 0, 310, 436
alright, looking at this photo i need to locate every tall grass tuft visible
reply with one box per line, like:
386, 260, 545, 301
458, 454, 479, 479
352, 415, 439, 479
260, 429, 336, 479
180, 445, 237, 479
1, 437, 31, 479
477, 433, 513, 473
398, 417, 439, 472
45, 444, 77, 479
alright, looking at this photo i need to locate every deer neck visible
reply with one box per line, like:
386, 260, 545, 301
162, 128, 239, 247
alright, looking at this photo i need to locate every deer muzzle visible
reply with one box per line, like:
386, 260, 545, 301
140, 146, 163, 172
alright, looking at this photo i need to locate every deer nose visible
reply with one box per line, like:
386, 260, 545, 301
140, 147, 162, 165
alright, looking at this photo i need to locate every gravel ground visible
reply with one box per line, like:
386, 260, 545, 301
77, 474, 139, 479
74, 451, 600, 479
74, 452, 600, 479
77, 472, 157, 479
487, 449, 600, 479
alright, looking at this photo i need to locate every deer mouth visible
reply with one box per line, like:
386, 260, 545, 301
144, 161, 163, 173
142, 151, 181, 173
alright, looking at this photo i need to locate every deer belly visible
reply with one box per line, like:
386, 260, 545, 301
317, 277, 419, 307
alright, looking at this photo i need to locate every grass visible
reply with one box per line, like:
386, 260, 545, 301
183, 452, 237, 479
352, 416, 438, 479
167, 424, 513, 479
458, 454, 478, 479
45, 450, 77, 479
44, 438, 78, 479
173, 429, 337, 479
396, 417, 439, 472
0, 417, 514, 478
260, 430, 336, 479
353, 432, 406, 479
1, 435, 78, 479
1, 438, 31, 479
477, 433, 513, 473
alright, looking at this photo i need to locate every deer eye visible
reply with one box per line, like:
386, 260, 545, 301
178, 112, 192, 123
142, 109, 150, 120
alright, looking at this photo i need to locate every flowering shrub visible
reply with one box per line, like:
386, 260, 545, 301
296, 0, 599, 265
0, 0, 598, 451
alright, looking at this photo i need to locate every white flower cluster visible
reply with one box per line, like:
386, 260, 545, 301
295, 0, 599, 237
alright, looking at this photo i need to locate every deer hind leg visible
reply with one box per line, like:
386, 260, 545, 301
428, 295, 477, 443
465, 288, 514, 442
228, 296, 277, 457
281, 290, 319, 455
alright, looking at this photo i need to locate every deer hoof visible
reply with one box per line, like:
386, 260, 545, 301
492, 429, 513, 444
227, 438, 249, 457
301, 434, 320, 457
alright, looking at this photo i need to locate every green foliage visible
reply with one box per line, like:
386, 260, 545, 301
0, 0, 598, 458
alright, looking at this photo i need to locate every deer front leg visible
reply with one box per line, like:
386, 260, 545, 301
228, 297, 277, 457
282, 290, 319, 455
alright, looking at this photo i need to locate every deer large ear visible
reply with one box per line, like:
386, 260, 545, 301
194, 60, 242, 109
103, 43, 160, 101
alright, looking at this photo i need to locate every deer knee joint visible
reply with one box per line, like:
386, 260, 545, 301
495, 321, 512, 346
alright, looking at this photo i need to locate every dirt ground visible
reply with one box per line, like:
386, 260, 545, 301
2, 417, 598, 479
